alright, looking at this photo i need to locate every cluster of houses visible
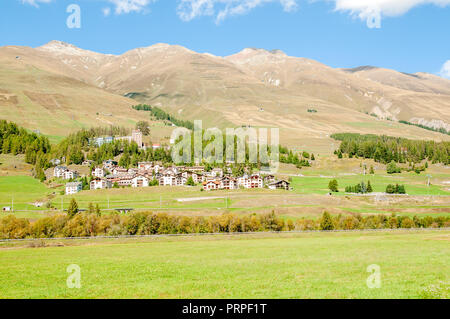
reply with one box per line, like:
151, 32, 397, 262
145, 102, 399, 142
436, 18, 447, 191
60, 160, 291, 195
53, 166, 79, 180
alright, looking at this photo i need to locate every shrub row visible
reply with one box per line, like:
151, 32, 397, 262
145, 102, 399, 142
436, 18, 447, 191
0, 212, 449, 240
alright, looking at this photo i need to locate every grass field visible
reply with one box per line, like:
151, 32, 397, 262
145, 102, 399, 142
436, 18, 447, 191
0, 230, 448, 298
290, 173, 449, 196
0, 175, 57, 210
0, 177, 449, 220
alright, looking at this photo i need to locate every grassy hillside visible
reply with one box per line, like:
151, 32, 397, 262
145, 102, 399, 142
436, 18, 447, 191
0, 175, 54, 204
0, 230, 448, 298
0, 58, 146, 141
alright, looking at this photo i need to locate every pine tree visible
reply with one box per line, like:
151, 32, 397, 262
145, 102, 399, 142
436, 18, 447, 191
67, 198, 79, 217
360, 181, 367, 193
186, 176, 195, 186
119, 152, 130, 168
367, 181, 373, 193
328, 179, 339, 192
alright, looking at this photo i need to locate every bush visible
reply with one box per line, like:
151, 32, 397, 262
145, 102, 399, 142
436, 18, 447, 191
400, 217, 415, 229
386, 184, 406, 194
0, 215, 30, 239
0, 211, 448, 239
386, 184, 395, 194
386, 161, 401, 174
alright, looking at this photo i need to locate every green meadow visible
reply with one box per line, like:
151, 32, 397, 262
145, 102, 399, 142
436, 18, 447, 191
290, 173, 449, 196
0, 176, 58, 211
0, 230, 448, 299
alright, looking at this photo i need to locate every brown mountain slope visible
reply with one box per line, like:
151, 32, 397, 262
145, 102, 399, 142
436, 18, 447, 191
226, 48, 450, 131
0, 47, 151, 142
341, 66, 450, 95
0, 41, 449, 152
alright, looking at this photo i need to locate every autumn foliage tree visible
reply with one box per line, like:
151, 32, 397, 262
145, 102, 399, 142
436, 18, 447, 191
320, 211, 335, 230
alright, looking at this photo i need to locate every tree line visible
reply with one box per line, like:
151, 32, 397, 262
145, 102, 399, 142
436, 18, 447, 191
399, 120, 449, 136
0, 120, 51, 181
0, 210, 448, 239
344, 181, 374, 194
52, 126, 129, 158
132, 104, 195, 130
0, 120, 51, 158
84, 140, 172, 168
332, 133, 449, 165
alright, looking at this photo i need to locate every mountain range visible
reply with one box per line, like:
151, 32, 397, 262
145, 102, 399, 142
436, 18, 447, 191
0, 40, 449, 152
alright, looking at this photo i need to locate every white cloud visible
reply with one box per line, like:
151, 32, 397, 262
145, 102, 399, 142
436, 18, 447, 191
440, 60, 450, 79
177, 0, 298, 23
21, 0, 155, 15
176, 0, 450, 24
19, 0, 450, 25
331, 0, 450, 23
107, 0, 155, 14
21, 0, 52, 7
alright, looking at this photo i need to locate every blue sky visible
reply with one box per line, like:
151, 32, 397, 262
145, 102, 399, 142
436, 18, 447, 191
0, 0, 449, 77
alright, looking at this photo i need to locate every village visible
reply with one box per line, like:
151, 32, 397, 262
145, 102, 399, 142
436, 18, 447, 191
57, 161, 291, 195
47, 128, 292, 195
